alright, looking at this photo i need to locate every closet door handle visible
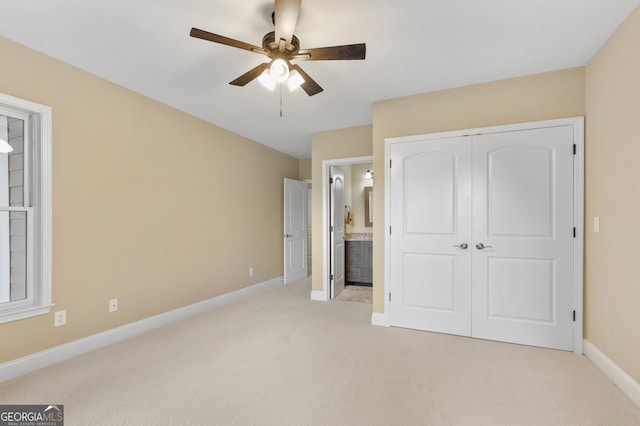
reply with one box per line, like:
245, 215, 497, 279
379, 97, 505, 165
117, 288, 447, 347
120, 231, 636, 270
452, 243, 468, 250
475, 243, 493, 250
284, 234, 292, 238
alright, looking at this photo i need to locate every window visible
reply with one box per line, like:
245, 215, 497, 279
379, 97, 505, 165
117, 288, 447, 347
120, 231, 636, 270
0, 93, 52, 324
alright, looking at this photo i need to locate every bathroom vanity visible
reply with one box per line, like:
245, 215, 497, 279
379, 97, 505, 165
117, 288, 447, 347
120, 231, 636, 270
345, 233, 373, 286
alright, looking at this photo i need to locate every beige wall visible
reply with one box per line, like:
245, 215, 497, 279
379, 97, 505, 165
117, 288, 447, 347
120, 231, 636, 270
298, 158, 311, 180
372, 67, 586, 313
0, 37, 299, 363
311, 125, 372, 293
585, 5, 640, 383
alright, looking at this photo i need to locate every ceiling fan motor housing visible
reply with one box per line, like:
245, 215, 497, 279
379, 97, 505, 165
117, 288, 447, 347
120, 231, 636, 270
262, 31, 300, 57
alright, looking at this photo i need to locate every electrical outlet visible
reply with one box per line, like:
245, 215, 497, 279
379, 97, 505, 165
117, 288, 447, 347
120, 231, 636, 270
109, 298, 119, 312
54, 310, 66, 327
249, 267, 254, 277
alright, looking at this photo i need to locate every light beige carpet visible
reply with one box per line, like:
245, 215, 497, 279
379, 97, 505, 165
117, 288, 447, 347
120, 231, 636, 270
335, 285, 373, 303
1, 277, 639, 425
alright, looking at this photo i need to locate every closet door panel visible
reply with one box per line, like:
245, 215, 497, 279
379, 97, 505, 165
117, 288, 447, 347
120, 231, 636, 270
488, 146, 553, 237
389, 137, 472, 336
472, 126, 575, 351
404, 153, 456, 235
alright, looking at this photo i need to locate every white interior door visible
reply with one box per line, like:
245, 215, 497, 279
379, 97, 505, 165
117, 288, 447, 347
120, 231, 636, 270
330, 167, 345, 298
471, 126, 575, 350
389, 136, 472, 336
284, 178, 308, 283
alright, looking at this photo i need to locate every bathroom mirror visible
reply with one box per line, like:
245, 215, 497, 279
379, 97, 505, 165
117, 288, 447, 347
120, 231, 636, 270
364, 186, 373, 227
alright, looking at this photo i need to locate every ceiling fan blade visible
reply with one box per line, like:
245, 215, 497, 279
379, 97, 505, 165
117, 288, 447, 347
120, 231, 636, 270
274, 0, 301, 50
292, 64, 323, 96
190, 28, 267, 55
296, 43, 366, 60
229, 62, 270, 86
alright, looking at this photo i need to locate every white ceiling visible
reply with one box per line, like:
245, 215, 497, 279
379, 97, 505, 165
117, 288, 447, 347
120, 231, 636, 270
1, 1, 639, 159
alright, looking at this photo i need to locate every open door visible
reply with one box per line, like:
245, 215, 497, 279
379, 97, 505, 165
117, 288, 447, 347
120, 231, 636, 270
329, 167, 345, 298
284, 178, 308, 283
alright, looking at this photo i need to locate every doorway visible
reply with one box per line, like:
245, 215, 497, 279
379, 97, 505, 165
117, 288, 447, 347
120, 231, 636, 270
321, 156, 374, 302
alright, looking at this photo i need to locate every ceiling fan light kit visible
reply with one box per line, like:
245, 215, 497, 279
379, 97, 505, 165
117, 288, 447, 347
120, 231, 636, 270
257, 70, 277, 91
286, 69, 305, 91
189, 0, 366, 97
258, 62, 305, 92
269, 58, 289, 82
0, 138, 14, 154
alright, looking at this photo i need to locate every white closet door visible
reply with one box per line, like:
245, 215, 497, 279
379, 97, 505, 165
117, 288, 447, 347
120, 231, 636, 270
471, 126, 575, 350
389, 136, 472, 336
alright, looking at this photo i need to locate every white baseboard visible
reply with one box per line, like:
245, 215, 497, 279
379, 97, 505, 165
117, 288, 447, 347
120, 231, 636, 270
0, 276, 283, 384
371, 312, 388, 327
583, 339, 640, 408
310, 290, 327, 301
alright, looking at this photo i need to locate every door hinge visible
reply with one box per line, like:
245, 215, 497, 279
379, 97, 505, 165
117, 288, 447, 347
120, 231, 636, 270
330, 274, 334, 281
573, 144, 577, 155
330, 225, 334, 232
329, 177, 334, 184
573, 310, 576, 321
389, 293, 391, 302
389, 159, 392, 168
389, 226, 392, 235
573, 227, 576, 238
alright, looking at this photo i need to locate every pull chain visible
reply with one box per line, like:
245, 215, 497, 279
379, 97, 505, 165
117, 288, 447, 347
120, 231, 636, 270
279, 83, 283, 117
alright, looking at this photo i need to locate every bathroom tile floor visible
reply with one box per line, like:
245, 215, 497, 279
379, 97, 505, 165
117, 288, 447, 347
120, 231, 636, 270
335, 285, 373, 304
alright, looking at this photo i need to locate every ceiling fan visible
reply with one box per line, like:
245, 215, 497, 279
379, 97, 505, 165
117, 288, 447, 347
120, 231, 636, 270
190, 0, 366, 96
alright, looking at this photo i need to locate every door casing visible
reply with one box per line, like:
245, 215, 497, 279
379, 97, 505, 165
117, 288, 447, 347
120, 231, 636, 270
382, 117, 584, 354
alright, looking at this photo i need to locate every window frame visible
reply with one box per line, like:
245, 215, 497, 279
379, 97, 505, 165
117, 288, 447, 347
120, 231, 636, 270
0, 93, 52, 324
